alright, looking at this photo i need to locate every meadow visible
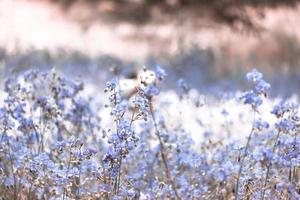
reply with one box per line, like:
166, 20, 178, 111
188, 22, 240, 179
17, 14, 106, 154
0, 66, 299, 200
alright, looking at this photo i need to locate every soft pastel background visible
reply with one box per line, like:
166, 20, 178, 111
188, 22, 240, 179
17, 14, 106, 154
1, 0, 300, 96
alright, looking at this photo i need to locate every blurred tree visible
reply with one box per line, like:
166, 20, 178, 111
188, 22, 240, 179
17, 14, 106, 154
49, 0, 300, 31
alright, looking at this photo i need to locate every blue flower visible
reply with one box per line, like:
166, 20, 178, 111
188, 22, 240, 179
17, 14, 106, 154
246, 68, 263, 83
271, 101, 293, 118
144, 84, 160, 97
240, 91, 263, 108
155, 65, 167, 81
254, 79, 271, 96
275, 119, 295, 132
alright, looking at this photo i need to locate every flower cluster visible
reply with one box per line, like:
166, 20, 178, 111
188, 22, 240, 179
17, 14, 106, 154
241, 68, 271, 109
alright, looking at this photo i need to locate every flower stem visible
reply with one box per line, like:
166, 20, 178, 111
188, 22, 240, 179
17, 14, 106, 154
235, 111, 256, 200
261, 130, 281, 200
149, 100, 181, 199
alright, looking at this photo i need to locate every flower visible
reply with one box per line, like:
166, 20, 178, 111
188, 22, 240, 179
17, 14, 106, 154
144, 84, 159, 97
177, 78, 190, 95
271, 101, 293, 118
240, 91, 263, 108
155, 65, 167, 81
254, 118, 269, 131
275, 119, 295, 132
254, 79, 271, 96
246, 68, 263, 83
240, 69, 270, 110
105, 79, 117, 92
133, 92, 149, 121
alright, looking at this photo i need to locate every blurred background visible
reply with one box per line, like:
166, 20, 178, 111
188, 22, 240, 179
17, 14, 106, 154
1, 0, 300, 96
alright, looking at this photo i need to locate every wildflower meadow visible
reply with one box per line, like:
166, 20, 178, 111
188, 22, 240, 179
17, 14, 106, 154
0, 66, 299, 200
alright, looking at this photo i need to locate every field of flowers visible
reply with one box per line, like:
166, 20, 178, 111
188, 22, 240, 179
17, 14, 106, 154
0, 66, 299, 200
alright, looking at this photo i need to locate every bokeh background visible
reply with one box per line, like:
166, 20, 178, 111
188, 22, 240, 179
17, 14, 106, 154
1, 0, 300, 96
